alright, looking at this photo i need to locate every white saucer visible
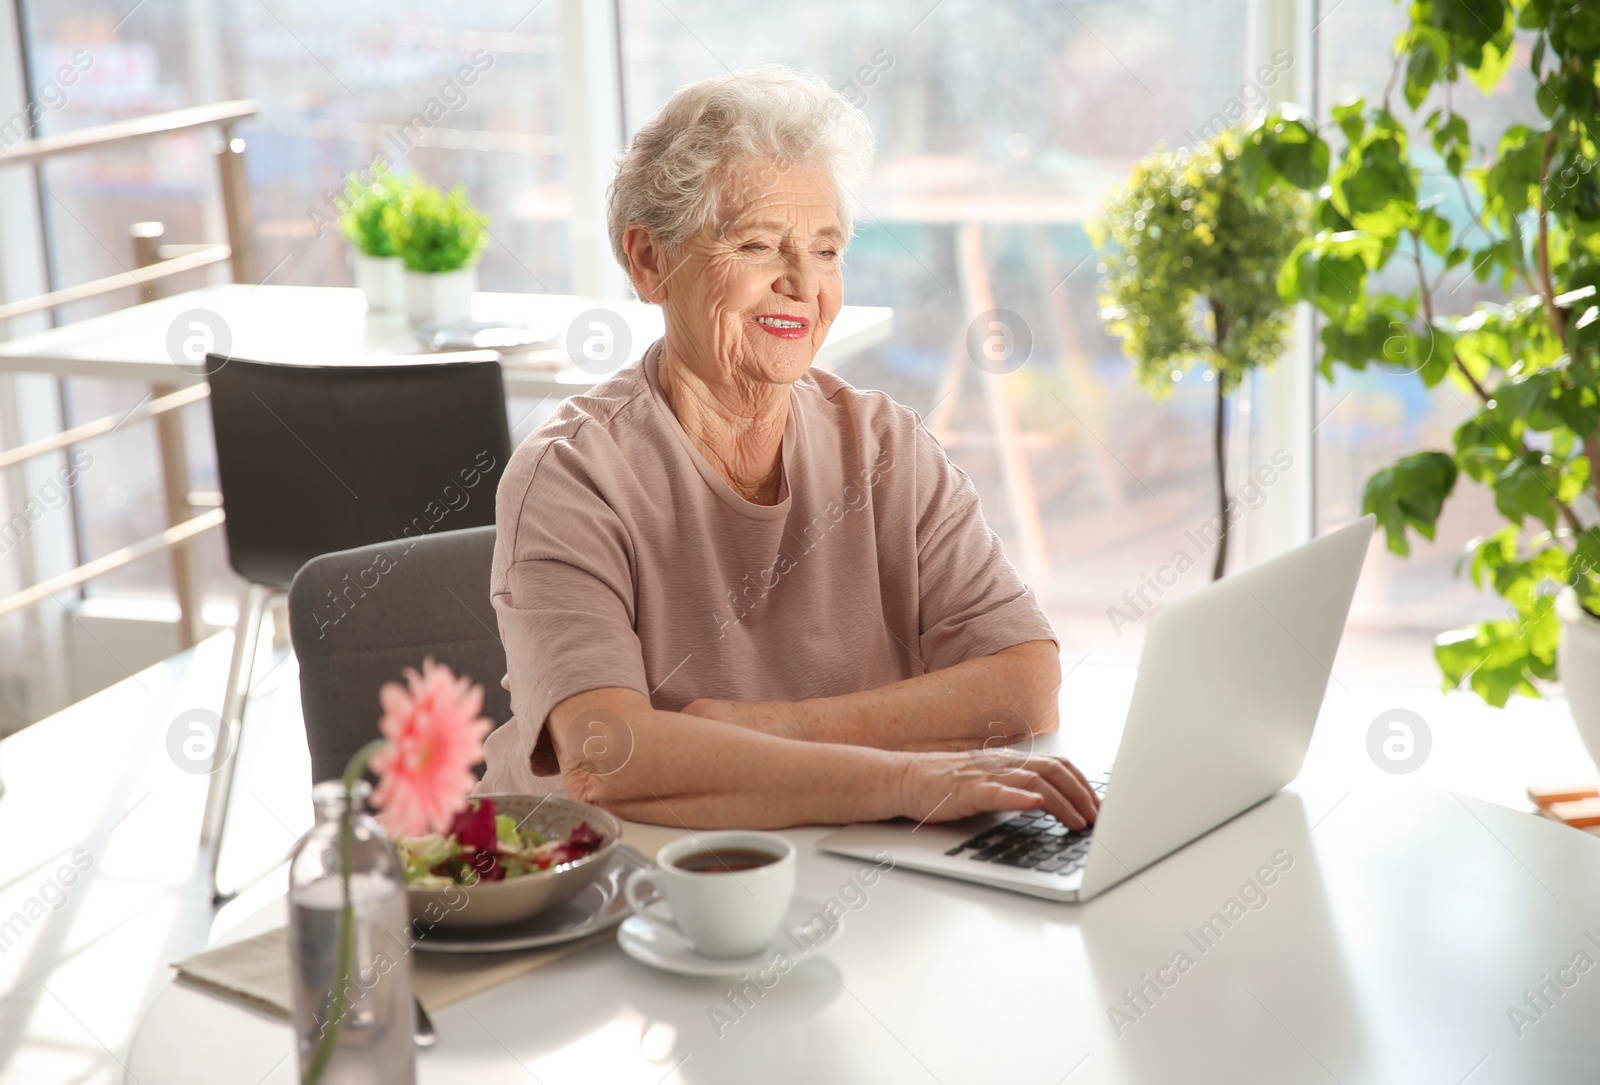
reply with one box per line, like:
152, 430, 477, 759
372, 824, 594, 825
617, 895, 843, 977
415, 845, 651, 953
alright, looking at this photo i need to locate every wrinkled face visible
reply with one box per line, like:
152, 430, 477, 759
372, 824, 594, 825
658, 159, 844, 389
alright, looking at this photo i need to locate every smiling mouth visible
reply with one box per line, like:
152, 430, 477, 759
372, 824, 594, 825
752, 313, 811, 341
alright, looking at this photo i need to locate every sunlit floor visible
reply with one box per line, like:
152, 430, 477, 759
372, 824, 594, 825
0, 627, 309, 1085
0, 623, 1595, 1084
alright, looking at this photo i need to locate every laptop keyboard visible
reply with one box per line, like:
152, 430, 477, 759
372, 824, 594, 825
943, 777, 1109, 877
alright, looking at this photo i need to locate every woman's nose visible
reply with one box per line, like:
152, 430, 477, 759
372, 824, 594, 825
774, 249, 819, 301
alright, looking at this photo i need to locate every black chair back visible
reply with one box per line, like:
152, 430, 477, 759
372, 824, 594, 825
288, 525, 509, 784
205, 352, 510, 590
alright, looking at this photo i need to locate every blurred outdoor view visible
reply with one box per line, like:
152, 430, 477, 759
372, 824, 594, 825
0, 0, 1540, 733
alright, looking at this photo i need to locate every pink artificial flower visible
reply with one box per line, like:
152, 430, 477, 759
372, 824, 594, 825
368, 658, 491, 838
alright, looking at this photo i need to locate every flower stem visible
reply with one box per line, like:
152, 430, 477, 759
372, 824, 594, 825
302, 738, 389, 1085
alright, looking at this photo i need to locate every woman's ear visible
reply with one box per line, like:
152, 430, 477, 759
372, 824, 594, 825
623, 224, 673, 304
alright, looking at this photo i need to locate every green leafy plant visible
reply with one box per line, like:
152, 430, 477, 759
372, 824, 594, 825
392, 178, 488, 274
337, 161, 403, 258
1091, 131, 1312, 578
1243, 0, 1600, 706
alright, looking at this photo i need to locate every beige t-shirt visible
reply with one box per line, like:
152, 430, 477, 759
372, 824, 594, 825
479, 339, 1056, 793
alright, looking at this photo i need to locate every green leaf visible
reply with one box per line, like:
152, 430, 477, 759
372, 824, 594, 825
1535, 77, 1562, 119
1486, 363, 1600, 435
1529, 34, 1547, 79
1491, 453, 1560, 529
1241, 113, 1330, 195
1517, 0, 1551, 31
1418, 208, 1454, 256
1321, 307, 1399, 373
1415, 322, 1456, 386
1483, 125, 1543, 221
1465, 17, 1516, 93
1331, 133, 1418, 234
1362, 451, 1459, 555
1547, 144, 1600, 225
1321, 298, 1453, 385
1434, 610, 1548, 707
1430, 112, 1471, 176
1313, 198, 1357, 233
1405, 36, 1443, 111
1558, 454, 1590, 504
1330, 99, 1366, 144
1461, 535, 1567, 615
1525, 594, 1562, 676
1463, 524, 1521, 591
1431, 0, 1510, 57
1454, 413, 1517, 484
1279, 236, 1367, 316
1573, 528, 1600, 608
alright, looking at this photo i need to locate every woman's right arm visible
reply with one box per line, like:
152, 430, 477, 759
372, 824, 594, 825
548, 686, 1098, 830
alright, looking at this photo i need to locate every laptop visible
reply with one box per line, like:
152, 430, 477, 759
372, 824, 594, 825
818, 514, 1375, 903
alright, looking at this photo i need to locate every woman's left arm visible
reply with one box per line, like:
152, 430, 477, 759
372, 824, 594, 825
684, 638, 1060, 751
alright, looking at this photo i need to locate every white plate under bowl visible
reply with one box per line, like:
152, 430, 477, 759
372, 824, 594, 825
415, 844, 653, 953
617, 895, 843, 977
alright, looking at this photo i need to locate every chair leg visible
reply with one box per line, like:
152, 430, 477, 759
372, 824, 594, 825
200, 580, 268, 904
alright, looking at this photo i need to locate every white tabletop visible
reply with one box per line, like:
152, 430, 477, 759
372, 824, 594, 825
123, 755, 1600, 1083
0, 284, 895, 398
6, 631, 1598, 1084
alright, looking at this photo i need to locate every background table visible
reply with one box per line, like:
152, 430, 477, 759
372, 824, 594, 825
0, 284, 895, 399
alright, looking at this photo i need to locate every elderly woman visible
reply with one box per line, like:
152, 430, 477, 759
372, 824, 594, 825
480, 66, 1099, 832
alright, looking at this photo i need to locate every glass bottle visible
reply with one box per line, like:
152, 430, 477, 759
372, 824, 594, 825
288, 780, 416, 1085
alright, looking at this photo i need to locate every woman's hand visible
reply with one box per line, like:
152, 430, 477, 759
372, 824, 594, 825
893, 747, 1101, 830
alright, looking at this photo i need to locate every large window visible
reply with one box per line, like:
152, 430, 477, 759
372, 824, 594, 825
0, 1, 571, 732
0, 0, 1552, 734
14, 0, 567, 606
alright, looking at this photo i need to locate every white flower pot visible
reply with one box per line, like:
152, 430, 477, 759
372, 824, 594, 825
405, 265, 477, 327
352, 252, 404, 314
1556, 587, 1600, 773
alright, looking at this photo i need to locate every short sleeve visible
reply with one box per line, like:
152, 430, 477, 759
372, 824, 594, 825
912, 421, 1057, 671
491, 434, 649, 777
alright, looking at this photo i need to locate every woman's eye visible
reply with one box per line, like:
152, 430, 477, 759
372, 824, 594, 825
741, 242, 771, 253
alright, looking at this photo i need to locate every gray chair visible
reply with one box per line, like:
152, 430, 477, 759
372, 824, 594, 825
201, 351, 510, 901
287, 525, 511, 786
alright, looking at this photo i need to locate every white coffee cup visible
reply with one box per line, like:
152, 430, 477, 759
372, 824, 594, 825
625, 831, 796, 958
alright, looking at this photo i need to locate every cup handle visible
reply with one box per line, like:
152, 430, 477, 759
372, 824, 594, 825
624, 868, 677, 935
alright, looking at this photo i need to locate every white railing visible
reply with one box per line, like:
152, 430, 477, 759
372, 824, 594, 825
0, 100, 258, 644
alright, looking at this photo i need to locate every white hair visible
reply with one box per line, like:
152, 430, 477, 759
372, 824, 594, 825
606, 64, 876, 295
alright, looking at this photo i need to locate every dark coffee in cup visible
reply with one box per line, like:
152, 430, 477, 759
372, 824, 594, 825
627, 830, 797, 956
673, 847, 781, 874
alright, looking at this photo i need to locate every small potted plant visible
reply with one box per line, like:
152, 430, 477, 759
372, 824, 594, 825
393, 178, 488, 326
339, 162, 405, 314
